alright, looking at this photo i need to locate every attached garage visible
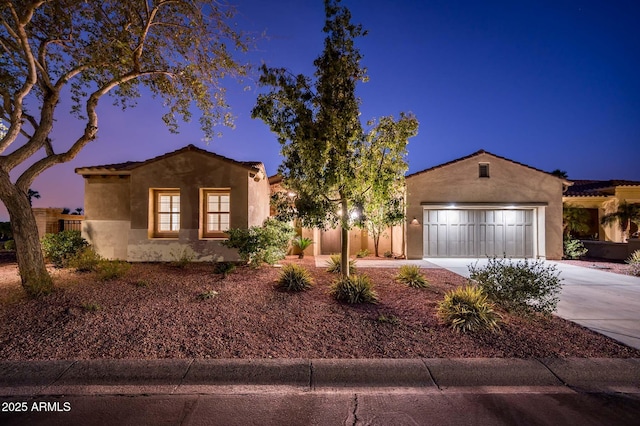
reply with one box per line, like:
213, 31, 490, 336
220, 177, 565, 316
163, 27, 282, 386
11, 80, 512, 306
423, 208, 535, 257
405, 150, 567, 260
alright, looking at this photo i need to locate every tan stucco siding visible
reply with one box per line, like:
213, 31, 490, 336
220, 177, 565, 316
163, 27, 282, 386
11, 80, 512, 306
129, 150, 251, 232
247, 165, 271, 228
82, 220, 130, 260
406, 153, 564, 259
83, 176, 131, 221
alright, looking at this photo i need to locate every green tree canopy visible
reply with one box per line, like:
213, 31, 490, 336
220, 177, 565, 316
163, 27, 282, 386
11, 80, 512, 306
252, 0, 418, 275
1, 0, 251, 297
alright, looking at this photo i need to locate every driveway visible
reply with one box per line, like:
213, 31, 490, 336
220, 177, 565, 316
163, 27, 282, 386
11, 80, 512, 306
425, 258, 640, 350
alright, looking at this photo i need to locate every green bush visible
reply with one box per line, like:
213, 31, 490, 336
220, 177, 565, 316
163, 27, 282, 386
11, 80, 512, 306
96, 259, 131, 281
68, 246, 102, 272
81, 302, 101, 312
356, 249, 369, 258
438, 285, 500, 333
468, 257, 562, 315
3, 240, 15, 251
325, 254, 357, 274
330, 274, 378, 304
395, 264, 429, 288
212, 261, 237, 278
223, 218, 295, 267
41, 230, 88, 268
563, 237, 588, 259
627, 250, 640, 277
276, 264, 314, 292
383, 250, 393, 258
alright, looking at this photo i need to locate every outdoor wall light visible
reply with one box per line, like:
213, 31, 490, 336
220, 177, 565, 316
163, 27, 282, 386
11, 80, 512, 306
410, 217, 419, 225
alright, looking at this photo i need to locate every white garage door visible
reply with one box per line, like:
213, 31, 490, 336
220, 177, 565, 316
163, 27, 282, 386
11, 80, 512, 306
423, 209, 534, 257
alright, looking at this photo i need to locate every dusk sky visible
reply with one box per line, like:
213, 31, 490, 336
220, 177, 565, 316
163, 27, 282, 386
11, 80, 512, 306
3, 0, 640, 221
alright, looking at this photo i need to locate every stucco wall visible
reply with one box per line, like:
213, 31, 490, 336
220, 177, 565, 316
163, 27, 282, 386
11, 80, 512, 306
81, 176, 131, 258
247, 165, 271, 228
406, 153, 564, 259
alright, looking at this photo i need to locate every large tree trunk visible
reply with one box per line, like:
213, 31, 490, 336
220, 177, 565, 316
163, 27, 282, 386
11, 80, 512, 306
0, 182, 53, 297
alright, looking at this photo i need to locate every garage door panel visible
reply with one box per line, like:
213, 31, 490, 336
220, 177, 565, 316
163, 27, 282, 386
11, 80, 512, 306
423, 209, 534, 258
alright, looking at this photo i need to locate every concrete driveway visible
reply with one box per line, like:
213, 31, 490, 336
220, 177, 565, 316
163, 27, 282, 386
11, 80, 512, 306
425, 258, 640, 350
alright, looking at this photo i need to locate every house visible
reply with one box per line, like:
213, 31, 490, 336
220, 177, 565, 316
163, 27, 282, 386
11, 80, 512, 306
405, 150, 568, 260
75, 145, 270, 262
271, 149, 566, 260
563, 180, 640, 242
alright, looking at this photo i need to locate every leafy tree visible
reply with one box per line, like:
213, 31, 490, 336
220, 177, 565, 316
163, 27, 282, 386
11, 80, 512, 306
0, 0, 250, 297
562, 204, 591, 237
0, 221, 12, 240
252, 0, 418, 276
601, 201, 640, 242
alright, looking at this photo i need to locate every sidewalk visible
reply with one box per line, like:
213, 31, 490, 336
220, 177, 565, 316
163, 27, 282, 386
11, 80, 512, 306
1, 358, 639, 425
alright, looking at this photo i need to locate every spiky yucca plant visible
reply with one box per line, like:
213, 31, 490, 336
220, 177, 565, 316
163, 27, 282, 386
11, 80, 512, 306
395, 265, 429, 288
330, 274, 378, 304
627, 250, 640, 277
276, 264, 314, 292
325, 254, 357, 274
438, 286, 500, 333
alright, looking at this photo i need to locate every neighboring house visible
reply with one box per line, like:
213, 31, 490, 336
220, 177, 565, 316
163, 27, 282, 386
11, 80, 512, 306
563, 180, 640, 242
32, 208, 84, 238
405, 150, 568, 260
75, 145, 270, 262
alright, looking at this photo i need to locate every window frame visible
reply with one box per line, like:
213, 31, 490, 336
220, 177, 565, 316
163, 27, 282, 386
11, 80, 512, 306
479, 163, 490, 178
152, 189, 181, 238
201, 189, 231, 239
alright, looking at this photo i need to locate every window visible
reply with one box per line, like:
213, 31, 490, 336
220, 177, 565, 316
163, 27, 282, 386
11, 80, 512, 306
479, 163, 490, 178
202, 189, 230, 238
154, 190, 180, 238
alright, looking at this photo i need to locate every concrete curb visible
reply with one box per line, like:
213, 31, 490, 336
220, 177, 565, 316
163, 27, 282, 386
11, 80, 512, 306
1, 358, 638, 396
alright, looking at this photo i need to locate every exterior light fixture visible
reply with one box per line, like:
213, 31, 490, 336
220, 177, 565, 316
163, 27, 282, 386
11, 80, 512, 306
287, 192, 296, 197
350, 211, 359, 220
410, 217, 419, 225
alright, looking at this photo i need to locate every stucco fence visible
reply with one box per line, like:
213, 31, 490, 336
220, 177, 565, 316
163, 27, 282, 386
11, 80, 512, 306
580, 239, 640, 261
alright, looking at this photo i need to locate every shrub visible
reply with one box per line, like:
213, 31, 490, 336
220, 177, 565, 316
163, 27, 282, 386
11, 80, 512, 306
469, 257, 562, 315
563, 237, 588, 259
197, 290, 219, 300
330, 274, 378, 304
276, 264, 314, 292
96, 260, 131, 281
41, 230, 88, 268
356, 249, 369, 258
438, 285, 500, 333
68, 246, 102, 272
627, 250, 640, 277
325, 254, 357, 274
212, 261, 237, 278
395, 265, 429, 288
3, 240, 15, 251
383, 250, 393, 258
223, 218, 295, 267
292, 236, 313, 258
81, 302, 101, 312
170, 246, 195, 268
377, 314, 400, 325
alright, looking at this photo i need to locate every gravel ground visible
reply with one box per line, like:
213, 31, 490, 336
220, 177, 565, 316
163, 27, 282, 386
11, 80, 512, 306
1, 256, 639, 360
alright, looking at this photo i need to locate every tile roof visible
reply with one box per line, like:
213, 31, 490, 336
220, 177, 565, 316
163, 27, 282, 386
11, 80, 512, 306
564, 179, 640, 197
75, 144, 263, 176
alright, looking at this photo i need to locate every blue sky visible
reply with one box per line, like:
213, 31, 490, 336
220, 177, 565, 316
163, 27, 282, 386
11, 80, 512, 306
3, 0, 640, 220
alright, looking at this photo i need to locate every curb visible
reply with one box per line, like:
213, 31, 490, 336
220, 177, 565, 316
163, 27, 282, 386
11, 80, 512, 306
1, 358, 639, 396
